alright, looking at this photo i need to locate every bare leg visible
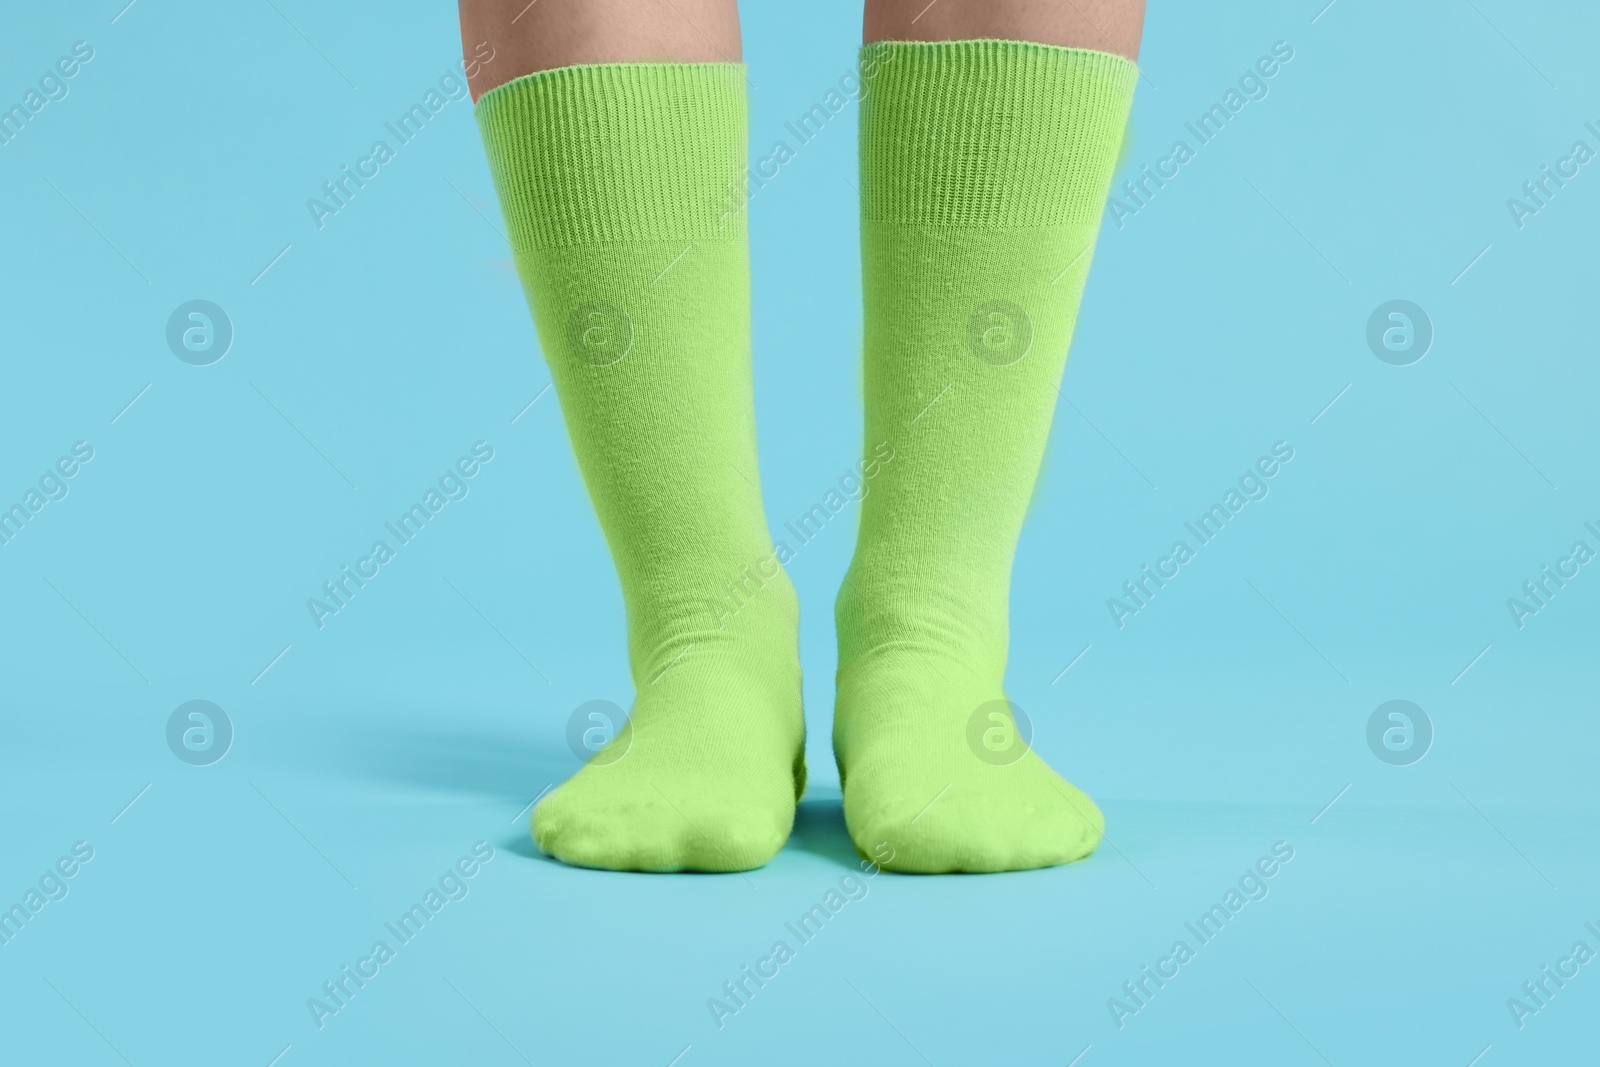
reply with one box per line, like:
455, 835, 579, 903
459, 0, 741, 102
864, 0, 1143, 60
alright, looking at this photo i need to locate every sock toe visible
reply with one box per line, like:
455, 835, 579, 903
533, 743, 798, 873
844, 759, 1104, 874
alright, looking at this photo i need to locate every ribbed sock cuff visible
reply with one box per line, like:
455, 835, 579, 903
860, 40, 1137, 227
475, 62, 747, 250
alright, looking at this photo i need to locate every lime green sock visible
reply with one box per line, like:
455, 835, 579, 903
477, 64, 803, 872
836, 41, 1137, 873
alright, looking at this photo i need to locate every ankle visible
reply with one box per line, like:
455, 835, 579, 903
834, 569, 1005, 670
625, 561, 798, 671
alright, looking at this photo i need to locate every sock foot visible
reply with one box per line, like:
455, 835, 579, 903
836, 649, 1102, 874
535, 636, 806, 873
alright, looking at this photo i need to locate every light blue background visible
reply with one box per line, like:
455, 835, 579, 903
2, 1, 1597, 1064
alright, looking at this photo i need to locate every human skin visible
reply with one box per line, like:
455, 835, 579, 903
458, 0, 741, 102
864, 0, 1143, 59
458, 0, 1143, 103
